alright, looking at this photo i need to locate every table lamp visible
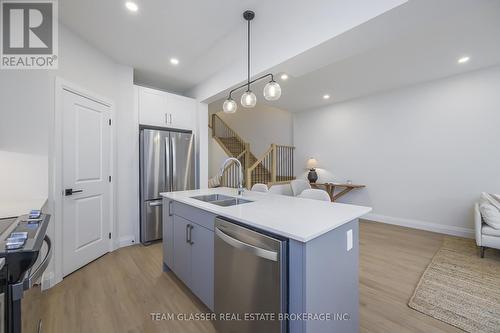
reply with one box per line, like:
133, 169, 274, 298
306, 158, 318, 183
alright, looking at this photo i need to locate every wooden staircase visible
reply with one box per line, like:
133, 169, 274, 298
211, 114, 295, 189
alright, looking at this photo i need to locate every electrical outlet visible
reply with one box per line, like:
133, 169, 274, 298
347, 229, 353, 251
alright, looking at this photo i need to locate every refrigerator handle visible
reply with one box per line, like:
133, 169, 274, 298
165, 136, 171, 192
171, 134, 176, 191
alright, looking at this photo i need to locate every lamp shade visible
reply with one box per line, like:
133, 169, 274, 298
241, 91, 257, 108
222, 98, 237, 113
306, 158, 318, 169
263, 81, 281, 101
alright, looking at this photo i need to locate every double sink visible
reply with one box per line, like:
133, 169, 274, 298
191, 194, 253, 207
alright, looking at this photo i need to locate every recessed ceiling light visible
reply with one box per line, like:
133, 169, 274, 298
458, 56, 470, 64
170, 58, 179, 65
323, 94, 330, 100
125, 1, 138, 12
280, 74, 289, 80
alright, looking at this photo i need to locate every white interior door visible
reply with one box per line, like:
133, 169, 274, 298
62, 89, 111, 276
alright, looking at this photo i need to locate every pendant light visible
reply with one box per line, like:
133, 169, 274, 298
263, 81, 281, 101
222, 98, 237, 113
222, 10, 282, 113
241, 91, 257, 108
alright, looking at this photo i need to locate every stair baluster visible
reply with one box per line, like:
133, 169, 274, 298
211, 113, 296, 189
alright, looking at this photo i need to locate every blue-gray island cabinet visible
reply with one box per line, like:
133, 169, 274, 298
161, 188, 371, 333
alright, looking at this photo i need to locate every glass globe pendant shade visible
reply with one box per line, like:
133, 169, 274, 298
222, 98, 237, 113
241, 91, 257, 108
263, 81, 281, 101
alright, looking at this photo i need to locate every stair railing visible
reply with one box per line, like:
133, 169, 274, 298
275, 144, 295, 184
246, 144, 295, 189
212, 114, 246, 153
211, 114, 295, 189
220, 148, 249, 188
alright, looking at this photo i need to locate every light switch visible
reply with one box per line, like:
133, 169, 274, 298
346, 229, 353, 251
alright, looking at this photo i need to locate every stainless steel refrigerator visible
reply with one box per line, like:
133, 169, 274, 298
140, 127, 195, 243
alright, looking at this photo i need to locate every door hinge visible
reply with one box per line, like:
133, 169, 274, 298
108, 119, 112, 126
108, 175, 111, 182
109, 232, 112, 239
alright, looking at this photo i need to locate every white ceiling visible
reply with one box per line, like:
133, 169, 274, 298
59, 0, 406, 95
60, 0, 500, 109
59, 0, 259, 94
211, 0, 500, 112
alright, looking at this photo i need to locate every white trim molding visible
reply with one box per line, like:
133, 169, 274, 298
364, 213, 475, 239
119, 235, 136, 248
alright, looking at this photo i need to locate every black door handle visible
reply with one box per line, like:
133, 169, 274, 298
65, 188, 83, 196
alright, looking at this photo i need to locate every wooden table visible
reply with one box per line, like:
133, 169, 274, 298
311, 182, 366, 202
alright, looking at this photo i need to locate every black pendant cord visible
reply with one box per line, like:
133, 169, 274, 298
225, 10, 277, 101
247, 18, 251, 92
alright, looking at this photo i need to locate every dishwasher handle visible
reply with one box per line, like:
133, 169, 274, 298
215, 227, 278, 262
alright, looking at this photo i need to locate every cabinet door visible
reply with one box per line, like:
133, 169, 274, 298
190, 224, 214, 310
138, 87, 169, 127
162, 199, 174, 269
172, 216, 192, 286
167, 93, 195, 130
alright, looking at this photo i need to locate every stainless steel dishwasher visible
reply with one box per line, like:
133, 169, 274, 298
214, 217, 287, 333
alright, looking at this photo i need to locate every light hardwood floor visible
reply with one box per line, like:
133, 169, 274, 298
40, 221, 462, 333
359, 222, 461, 333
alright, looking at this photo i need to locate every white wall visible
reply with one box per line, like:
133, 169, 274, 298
208, 103, 294, 178
0, 70, 50, 154
208, 136, 231, 180
187, 0, 418, 193
293, 66, 500, 235
0, 24, 137, 286
0, 151, 48, 200
54, 25, 137, 247
196, 102, 209, 189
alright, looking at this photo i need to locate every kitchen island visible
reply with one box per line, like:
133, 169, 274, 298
161, 187, 371, 333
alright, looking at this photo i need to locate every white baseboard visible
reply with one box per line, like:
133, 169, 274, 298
364, 213, 475, 239
119, 235, 136, 248
41, 271, 55, 290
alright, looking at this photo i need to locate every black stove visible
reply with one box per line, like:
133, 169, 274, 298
0, 213, 51, 333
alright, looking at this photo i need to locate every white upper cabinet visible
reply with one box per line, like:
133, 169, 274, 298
168, 93, 196, 130
137, 87, 168, 126
136, 85, 196, 130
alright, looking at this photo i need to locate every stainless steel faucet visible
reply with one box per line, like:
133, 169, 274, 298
219, 157, 244, 196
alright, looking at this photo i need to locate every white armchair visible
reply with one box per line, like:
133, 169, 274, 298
474, 203, 500, 258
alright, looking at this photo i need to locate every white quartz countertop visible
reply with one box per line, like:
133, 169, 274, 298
161, 188, 372, 243
0, 198, 47, 219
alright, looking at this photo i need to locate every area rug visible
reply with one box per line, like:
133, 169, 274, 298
408, 237, 500, 333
